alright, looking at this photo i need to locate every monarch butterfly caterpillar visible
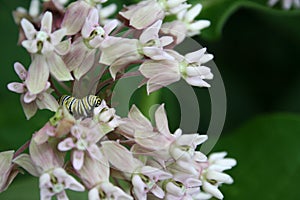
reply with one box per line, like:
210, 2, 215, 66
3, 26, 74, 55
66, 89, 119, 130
58, 95, 102, 118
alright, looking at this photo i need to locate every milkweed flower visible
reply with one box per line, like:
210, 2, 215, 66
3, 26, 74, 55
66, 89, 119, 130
100, 20, 173, 79
20, 11, 73, 94
200, 152, 237, 199
7, 62, 58, 119
268, 0, 300, 9
140, 48, 213, 94
77, 155, 132, 200
63, 8, 118, 80
57, 119, 104, 170
14, 140, 85, 200
119, 0, 189, 29
101, 141, 172, 200
176, 4, 211, 37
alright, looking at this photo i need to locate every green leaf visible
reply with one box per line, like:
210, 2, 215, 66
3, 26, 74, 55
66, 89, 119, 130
212, 113, 300, 199
195, 0, 300, 40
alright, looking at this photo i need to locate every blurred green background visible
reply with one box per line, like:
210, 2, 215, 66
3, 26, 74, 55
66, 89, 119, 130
1, 0, 300, 199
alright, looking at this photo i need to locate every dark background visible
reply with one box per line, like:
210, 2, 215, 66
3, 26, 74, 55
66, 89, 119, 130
0, 0, 300, 199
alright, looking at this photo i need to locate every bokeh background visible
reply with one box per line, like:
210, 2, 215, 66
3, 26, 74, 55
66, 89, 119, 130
1, 0, 300, 199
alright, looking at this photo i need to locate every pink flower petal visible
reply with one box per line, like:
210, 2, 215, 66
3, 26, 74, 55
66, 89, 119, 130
13, 154, 40, 177
87, 144, 103, 161
61, 1, 91, 35
58, 138, 75, 151
29, 140, 63, 171
24, 92, 37, 103
7, 82, 25, 93
46, 53, 73, 81
185, 48, 206, 63
72, 150, 84, 170
74, 50, 95, 80
20, 95, 38, 120
36, 92, 59, 112
101, 141, 141, 173
147, 72, 180, 94
139, 20, 162, 44
14, 62, 27, 80
154, 104, 172, 136
25, 55, 49, 94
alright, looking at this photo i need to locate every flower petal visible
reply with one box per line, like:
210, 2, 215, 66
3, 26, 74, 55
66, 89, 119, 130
24, 92, 37, 103
36, 92, 59, 112
101, 141, 141, 173
51, 28, 67, 46
20, 95, 38, 119
61, 1, 91, 35
58, 138, 75, 151
139, 20, 161, 44
47, 53, 73, 81
13, 154, 40, 177
74, 50, 95, 80
72, 150, 84, 170
41, 12, 53, 34
14, 62, 27, 80
7, 82, 25, 93
22, 40, 38, 54
25, 55, 49, 94
21, 18, 36, 40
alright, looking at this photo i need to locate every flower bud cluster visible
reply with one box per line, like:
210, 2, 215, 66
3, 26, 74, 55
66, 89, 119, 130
3, 0, 236, 199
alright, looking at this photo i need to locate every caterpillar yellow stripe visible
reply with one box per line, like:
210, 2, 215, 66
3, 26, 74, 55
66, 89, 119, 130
58, 95, 102, 118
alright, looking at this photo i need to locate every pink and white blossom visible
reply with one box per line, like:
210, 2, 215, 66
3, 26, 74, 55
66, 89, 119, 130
20, 11, 73, 94
7, 62, 58, 119
140, 48, 214, 94
58, 120, 104, 170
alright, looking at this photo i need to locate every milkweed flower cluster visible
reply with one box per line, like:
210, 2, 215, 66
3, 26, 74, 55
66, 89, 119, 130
3, 0, 236, 199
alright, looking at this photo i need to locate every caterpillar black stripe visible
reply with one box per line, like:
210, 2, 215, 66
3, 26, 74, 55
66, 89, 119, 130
58, 95, 102, 118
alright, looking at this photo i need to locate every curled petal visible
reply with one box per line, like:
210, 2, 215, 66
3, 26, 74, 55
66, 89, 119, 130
202, 181, 223, 199
185, 77, 211, 87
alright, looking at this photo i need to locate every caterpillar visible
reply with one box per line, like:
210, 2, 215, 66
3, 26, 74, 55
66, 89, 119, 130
58, 95, 102, 118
